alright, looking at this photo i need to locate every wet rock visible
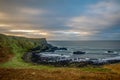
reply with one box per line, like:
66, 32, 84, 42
73, 51, 85, 54
46, 47, 67, 52
107, 50, 114, 53
58, 47, 67, 50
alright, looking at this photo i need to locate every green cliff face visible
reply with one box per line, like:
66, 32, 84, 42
0, 34, 48, 63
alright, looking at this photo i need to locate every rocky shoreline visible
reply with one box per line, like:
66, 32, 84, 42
23, 45, 120, 67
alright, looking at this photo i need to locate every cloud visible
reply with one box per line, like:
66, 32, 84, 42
20, 8, 45, 15
9, 30, 39, 33
52, 30, 93, 36
2, 29, 48, 38
0, 0, 119, 40
9, 29, 48, 35
66, 0, 120, 39
0, 24, 11, 27
0, 12, 8, 20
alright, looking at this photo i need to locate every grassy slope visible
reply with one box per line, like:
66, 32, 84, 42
0, 34, 120, 80
0, 34, 50, 69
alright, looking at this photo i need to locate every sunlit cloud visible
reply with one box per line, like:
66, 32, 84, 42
2, 33, 27, 37
52, 30, 93, 36
9, 30, 39, 33
20, 7, 46, 15
27, 32, 48, 36
0, 24, 11, 27
9, 29, 48, 36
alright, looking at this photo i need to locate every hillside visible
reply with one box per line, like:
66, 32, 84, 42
0, 34, 48, 63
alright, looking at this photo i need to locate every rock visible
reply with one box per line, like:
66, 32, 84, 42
22, 52, 33, 62
107, 50, 114, 53
45, 47, 67, 52
58, 47, 67, 50
45, 46, 58, 52
73, 51, 85, 54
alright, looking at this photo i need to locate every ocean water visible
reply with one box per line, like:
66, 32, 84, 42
48, 40, 120, 59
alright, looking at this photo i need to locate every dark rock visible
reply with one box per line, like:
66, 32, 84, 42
51, 47, 59, 50
45, 46, 58, 52
73, 51, 85, 54
45, 47, 67, 52
58, 47, 67, 50
107, 50, 114, 53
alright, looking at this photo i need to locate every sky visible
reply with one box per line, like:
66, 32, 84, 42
0, 0, 120, 40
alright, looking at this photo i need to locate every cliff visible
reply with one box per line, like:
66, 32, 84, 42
0, 34, 49, 63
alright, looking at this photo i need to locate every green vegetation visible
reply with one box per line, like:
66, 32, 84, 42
0, 50, 53, 69
0, 34, 52, 69
0, 34, 48, 54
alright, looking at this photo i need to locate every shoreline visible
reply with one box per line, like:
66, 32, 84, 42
24, 49, 120, 67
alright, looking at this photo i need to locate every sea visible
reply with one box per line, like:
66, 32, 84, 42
48, 40, 120, 59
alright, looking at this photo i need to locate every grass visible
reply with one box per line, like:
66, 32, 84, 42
0, 52, 54, 69
80, 66, 111, 72
0, 67, 120, 80
104, 63, 120, 74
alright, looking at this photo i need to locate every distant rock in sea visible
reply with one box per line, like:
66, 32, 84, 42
73, 51, 85, 54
